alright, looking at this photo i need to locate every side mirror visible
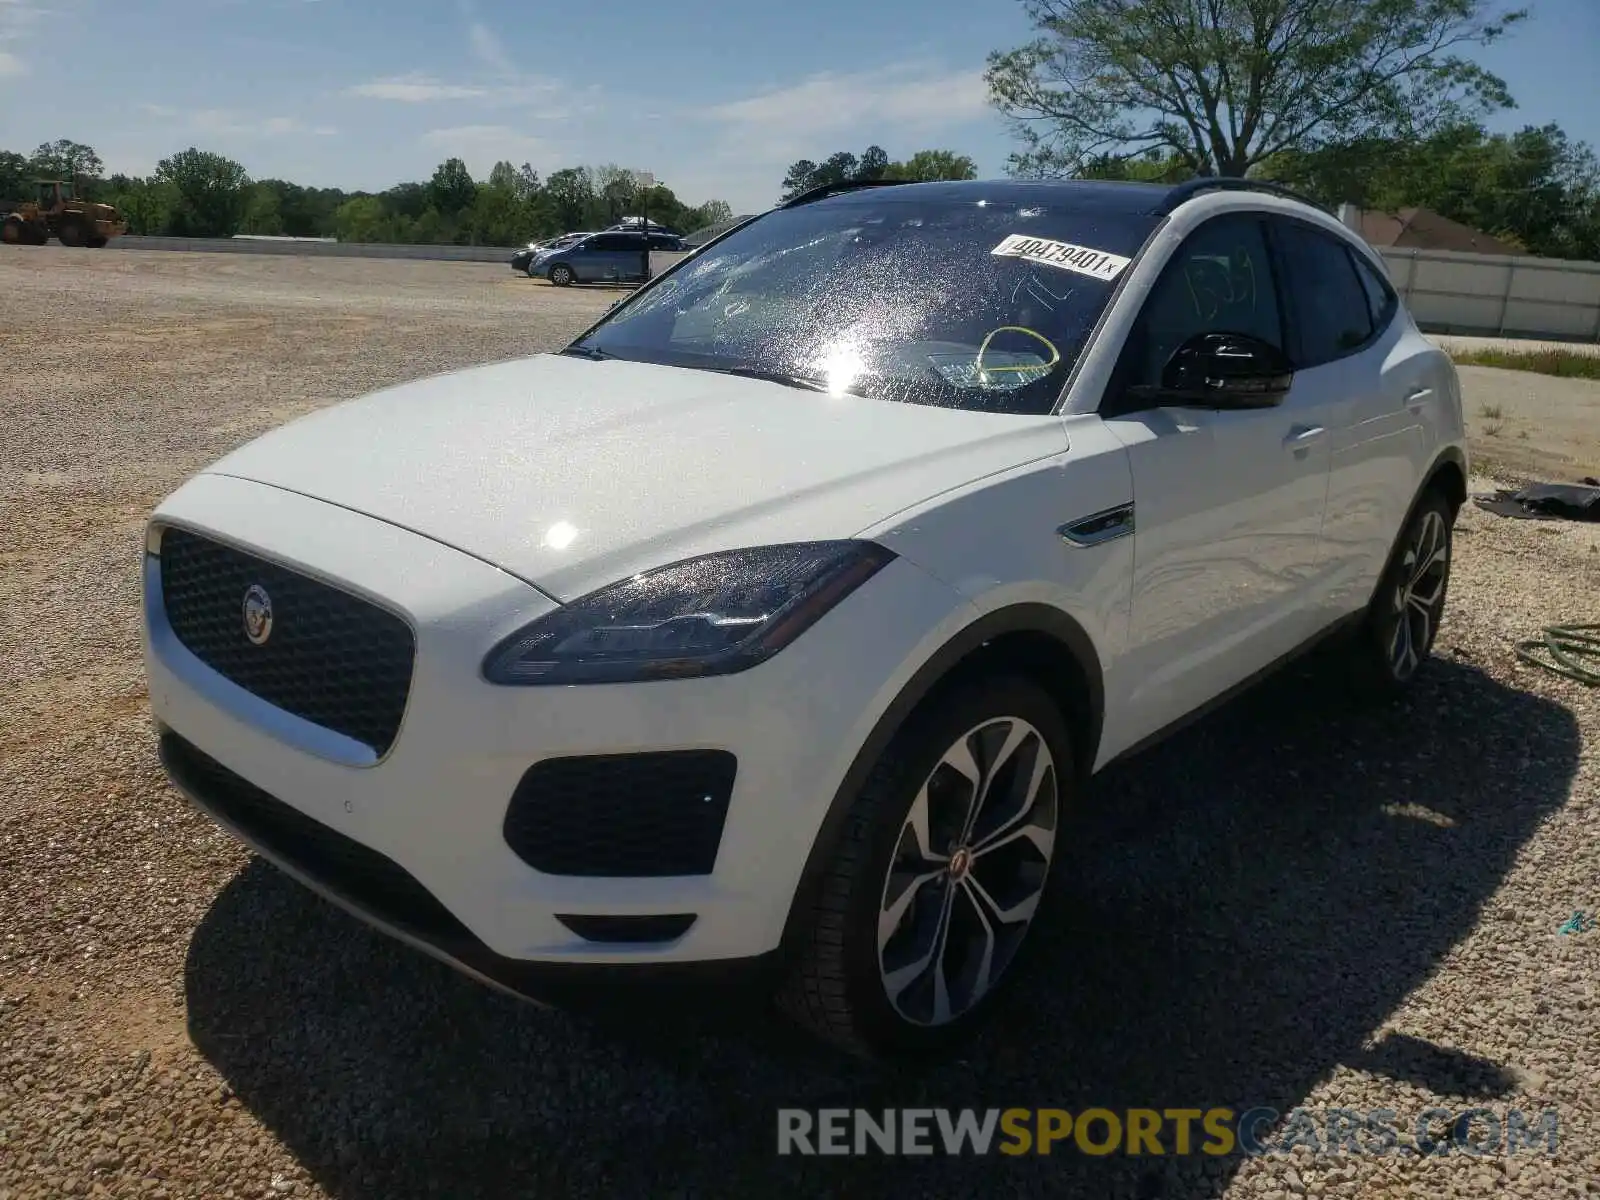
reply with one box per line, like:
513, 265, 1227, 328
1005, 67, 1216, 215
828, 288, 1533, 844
1133, 331, 1294, 410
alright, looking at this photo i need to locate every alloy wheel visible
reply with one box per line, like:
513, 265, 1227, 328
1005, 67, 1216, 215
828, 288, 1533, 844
1388, 508, 1449, 680
875, 716, 1058, 1027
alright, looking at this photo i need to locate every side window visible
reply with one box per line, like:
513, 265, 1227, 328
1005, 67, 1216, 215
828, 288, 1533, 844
1119, 215, 1283, 389
1350, 248, 1398, 333
1272, 221, 1374, 366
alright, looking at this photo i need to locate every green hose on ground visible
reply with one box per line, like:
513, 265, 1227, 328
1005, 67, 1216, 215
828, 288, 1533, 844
1516, 624, 1600, 686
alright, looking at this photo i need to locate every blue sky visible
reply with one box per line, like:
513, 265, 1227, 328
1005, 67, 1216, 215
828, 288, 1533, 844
0, 0, 1596, 215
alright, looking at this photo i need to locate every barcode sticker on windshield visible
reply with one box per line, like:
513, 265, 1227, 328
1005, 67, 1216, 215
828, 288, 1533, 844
991, 234, 1131, 281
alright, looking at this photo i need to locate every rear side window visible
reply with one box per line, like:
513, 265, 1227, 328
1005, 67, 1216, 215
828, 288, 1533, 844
589, 234, 633, 252
1271, 221, 1374, 367
1351, 250, 1398, 332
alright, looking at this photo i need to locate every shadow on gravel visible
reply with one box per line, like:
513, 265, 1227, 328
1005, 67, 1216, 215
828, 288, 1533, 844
185, 656, 1579, 1200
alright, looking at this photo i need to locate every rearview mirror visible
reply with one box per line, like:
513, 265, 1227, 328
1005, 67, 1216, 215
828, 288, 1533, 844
1133, 331, 1294, 410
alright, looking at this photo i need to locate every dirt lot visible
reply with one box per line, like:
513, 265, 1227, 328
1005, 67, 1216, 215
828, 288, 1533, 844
2, 248, 1599, 1200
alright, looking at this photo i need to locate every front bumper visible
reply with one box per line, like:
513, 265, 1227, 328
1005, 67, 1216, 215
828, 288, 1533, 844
143, 471, 973, 985
158, 727, 781, 1008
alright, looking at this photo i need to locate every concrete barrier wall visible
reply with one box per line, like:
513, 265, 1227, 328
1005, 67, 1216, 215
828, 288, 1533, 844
1376, 247, 1600, 342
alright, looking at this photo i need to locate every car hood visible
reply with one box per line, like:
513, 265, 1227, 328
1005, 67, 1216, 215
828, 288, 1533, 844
205, 354, 1069, 600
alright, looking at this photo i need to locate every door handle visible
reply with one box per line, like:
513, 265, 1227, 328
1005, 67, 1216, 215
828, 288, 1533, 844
1405, 386, 1433, 411
1284, 425, 1326, 451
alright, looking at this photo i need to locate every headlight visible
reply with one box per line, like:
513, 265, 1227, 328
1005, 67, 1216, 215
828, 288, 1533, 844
482, 541, 895, 685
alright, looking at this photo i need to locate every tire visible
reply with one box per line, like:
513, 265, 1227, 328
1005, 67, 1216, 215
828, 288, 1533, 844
548, 263, 574, 287
86, 236, 107, 249
1349, 488, 1454, 695
779, 674, 1073, 1059
57, 220, 85, 247
1, 216, 23, 246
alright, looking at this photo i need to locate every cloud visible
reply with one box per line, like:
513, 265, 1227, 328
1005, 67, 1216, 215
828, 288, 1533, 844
347, 75, 488, 102
0, 0, 45, 79
702, 64, 991, 149
141, 105, 336, 139
468, 20, 513, 75
343, 70, 569, 112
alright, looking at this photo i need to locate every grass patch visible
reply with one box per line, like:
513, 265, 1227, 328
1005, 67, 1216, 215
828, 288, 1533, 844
1452, 347, 1600, 379
1479, 402, 1504, 419
1484, 421, 1505, 438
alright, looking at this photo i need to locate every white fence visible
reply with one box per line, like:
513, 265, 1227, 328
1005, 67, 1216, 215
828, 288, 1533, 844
1376, 247, 1600, 343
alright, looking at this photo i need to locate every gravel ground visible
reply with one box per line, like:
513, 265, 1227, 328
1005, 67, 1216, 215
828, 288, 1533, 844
2, 247, 1598, 1200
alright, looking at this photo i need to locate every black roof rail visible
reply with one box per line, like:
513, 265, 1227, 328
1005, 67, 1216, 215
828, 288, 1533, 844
1156, 176, 1330, 215
777, 178, 909, 209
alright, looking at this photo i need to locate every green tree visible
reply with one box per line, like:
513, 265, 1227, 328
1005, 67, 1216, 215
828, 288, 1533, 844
986, 0, 1526, 178
487, 160, 520, 193
886, 149, 979, 182
153, 148, 251, 237
239, 183, 285, 235
1076, 148, 1192, 183
427, 157, 478, 216
28, 140, 104, 190
681, 199, 734, 232
101, 178, 177, 235
1265, 122, 1600, 260
858, 145, 890, 180
469, 182, 534, 246
778, 146, 893, 199
333, 195, 394, 243
515, 162, 542, 200
0, 150, 27, 202
544, 167, 594, 231
383, 182, 431, 221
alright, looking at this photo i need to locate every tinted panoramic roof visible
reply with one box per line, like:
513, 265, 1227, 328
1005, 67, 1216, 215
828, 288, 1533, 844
811, 178, 1180, 216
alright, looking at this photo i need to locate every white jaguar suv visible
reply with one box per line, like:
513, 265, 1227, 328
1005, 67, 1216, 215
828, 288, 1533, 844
143, 177, 1466, 1058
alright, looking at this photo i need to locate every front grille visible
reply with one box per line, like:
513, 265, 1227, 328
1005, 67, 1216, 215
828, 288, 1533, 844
503, 751, 737, 877
159, 732, 469, 946
157, 527, 415, 756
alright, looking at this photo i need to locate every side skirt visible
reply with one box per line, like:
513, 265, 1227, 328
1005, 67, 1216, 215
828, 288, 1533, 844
1098, 609, 1367, 772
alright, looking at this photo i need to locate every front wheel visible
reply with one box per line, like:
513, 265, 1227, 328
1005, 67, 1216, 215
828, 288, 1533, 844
780, 675, 1071, 1058
86, 236, 107, 249
548, 264, 574, 287
57, 221, 85, 247
1, 216, 23, 245
1352, 489, 1454, 693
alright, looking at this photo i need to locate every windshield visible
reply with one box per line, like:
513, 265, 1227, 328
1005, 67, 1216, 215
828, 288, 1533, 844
567, 191, 1162, 414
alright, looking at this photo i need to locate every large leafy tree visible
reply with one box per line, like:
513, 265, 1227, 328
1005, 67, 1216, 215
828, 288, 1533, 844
885, 150, 980, 182
986, 0, 1526, 178
153, 148, 250, 237
427, 157, 478, 216
779, 146, 891, 200
543, 167, 594, 231
28, 139, 104, 186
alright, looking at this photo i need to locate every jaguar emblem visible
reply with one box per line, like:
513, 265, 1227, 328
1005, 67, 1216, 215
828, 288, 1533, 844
242, 583, 273, 646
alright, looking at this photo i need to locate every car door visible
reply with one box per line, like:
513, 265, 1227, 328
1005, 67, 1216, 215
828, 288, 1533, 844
1098, 212, 1337, 747
572, 235, 616, 281
1266, 217, 1437, 618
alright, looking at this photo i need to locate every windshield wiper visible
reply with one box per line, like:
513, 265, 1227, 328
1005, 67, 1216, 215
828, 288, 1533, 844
700, 364, 831, 392
560, 344, 612, 360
